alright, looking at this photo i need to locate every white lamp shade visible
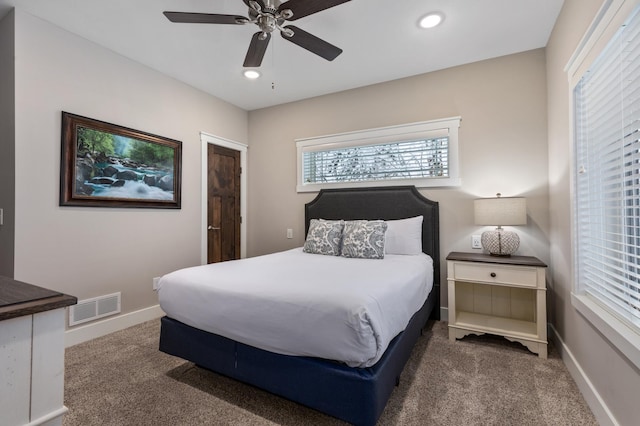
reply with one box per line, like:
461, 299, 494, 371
474, 197, 526, 226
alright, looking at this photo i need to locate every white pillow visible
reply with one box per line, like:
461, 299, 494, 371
385, 216, 423, 255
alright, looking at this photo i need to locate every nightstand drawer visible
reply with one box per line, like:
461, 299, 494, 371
452, 262, 538, 288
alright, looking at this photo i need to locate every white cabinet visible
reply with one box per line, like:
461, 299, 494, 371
0, 277, 76, 425
446, 252, 548, 358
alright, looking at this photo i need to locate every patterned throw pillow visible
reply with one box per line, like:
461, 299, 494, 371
341, 220, 388, 259
303, 219, 345, 256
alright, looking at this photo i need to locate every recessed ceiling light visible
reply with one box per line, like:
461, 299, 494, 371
419, 12, 444, 29
243, 70, 261, 79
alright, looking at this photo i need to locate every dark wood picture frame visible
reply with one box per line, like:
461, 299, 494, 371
60, 112, 182, 209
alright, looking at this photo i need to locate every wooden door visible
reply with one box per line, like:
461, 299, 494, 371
207, 144, 241, 263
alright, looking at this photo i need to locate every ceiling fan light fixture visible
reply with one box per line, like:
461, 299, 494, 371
243, 69, 261, 79
419, 12, 444, 29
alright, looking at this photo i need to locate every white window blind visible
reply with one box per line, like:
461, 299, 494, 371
302, 137, 449, 184
574, 5, 640, 329
296, 117, 461, 192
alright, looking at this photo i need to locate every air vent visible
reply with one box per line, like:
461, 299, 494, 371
69, 292, 121, 326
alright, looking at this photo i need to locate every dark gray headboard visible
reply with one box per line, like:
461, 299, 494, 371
304, 186, 440, 315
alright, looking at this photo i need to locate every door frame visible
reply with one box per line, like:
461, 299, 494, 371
200, 132, 247, 264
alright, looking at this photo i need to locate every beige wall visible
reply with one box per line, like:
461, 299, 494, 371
6, 4, 637, 422
0, 11, 15, 277
247, 49, 551, 307
10, 10, 248, 316
547, 0, 640, 424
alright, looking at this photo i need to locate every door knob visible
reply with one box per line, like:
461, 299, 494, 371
208, 226, 221, 231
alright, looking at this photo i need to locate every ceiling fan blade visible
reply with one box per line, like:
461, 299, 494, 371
281, 25, 342, 61
278, 0, 352, 21
163, 12, 248, 25
243, 32, 271, 67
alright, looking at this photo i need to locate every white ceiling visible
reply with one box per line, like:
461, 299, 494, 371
0, 0, 564, 111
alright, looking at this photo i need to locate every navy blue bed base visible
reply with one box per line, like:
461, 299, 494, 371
160, 186, 440, 425
159, 289, 436, 426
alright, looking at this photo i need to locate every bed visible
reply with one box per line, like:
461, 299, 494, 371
158, 186, 440, 425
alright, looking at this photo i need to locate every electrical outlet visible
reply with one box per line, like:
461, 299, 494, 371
152, 277, 161, 291
471, 235, 482, 249
286, 228, 293, 239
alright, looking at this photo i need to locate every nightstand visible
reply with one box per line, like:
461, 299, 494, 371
446, 251, 548, 358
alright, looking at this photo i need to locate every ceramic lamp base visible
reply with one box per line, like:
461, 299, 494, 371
481, 229, 520, 256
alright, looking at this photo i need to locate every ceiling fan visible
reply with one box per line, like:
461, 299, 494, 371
163, 0, 352, 68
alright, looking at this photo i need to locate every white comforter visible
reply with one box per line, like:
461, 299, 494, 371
157, 248, 433, 367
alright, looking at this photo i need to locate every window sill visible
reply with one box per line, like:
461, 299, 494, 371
297, 177, 462, 193
571, 292, 640, 370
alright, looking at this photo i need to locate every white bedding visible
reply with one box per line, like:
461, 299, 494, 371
157, 248, 434, 367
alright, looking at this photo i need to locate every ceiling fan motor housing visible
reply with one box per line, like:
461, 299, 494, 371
251, 1, 290, 35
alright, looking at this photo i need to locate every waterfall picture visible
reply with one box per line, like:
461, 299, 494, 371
60, 112, 182, 208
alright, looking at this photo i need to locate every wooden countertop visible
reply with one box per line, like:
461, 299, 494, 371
0, 275, 77, 321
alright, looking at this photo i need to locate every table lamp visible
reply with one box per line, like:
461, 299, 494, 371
474, 193, 526, 256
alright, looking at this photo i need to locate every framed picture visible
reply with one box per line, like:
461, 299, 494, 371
60, 112, 182, 209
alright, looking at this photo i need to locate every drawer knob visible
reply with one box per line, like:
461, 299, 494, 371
490, 272, 497, 278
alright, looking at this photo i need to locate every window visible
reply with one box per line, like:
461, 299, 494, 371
571, 1, 640, 367
296, 117, 461, 192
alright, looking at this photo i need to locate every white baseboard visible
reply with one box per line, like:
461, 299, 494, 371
65, 304, 164, 348
549, 324, 618, 426
25, 406, 67, 426
440, 306, 448, 321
